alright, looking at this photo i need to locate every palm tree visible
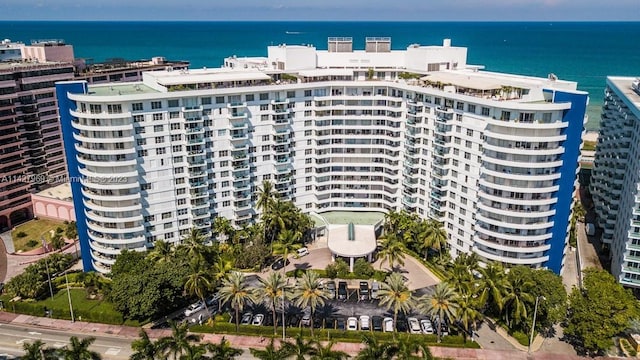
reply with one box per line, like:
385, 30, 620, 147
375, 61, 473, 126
249, 338, 291, 360
130, 329, 162, 360
218, 271, 255, 332
179, 228, 207, 260
206, 337, 243, 360
355, 333, 395, 359
22, 340, 59, 360
377, 273, 415, 332
377, 235, 406, 270
213, 216, 235, 243
418, 282, 459, 343
179, 344, 210, 360
572, 201, 586, 223
61, 337, 102, 360
157, 321, 202, 360
184, 259, 213, 313
309, 340, 349, 360
148, 240, 175, 264
211, 256, 234, 287
281, 333, 315, 360
272, 228, 302, 273
290, 270, 329, 337
422, 220, 448, 259
455, 292, 483, 343
392, 335, 434, 360
501, 276, 534, 328
255, 272, 289, 335
478, 262, 507, 314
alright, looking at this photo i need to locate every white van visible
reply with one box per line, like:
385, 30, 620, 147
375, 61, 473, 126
297, 247, 309, 257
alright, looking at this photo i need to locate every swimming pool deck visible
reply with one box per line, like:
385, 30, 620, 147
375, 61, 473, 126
316, 211, 385, 226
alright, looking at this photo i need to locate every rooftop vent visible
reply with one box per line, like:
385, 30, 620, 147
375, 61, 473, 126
328, 37, 353, 53
365, 37, 391, 53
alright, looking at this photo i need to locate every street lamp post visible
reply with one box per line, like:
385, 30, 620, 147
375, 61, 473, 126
282, 279, 289, 340
64, 270, 75, 322
528, 295, 545, 354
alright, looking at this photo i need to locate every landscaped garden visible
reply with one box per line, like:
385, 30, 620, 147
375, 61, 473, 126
11, 218, 66, 252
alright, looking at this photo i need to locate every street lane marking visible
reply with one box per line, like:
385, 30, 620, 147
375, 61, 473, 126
27, 332, 41, 336
105, 348, 121, 355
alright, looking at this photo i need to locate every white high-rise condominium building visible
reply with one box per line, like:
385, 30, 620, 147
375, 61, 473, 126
590, 77, 640, 288
57, 38, 588, 274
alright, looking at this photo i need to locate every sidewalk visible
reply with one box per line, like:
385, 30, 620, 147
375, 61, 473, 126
0, 311, 601, 359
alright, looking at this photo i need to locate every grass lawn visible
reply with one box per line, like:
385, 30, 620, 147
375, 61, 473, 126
1, 289, 137, 326
11, 218, 65, 252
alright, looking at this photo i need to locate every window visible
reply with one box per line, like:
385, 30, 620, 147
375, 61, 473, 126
245, 94, 254, 101
144, 215, 155, 222
262, 135, 270, 141
287, 91, 295, 98
156, 148, 166, 155
456, 102, 464, 110
466, 129, 473, 137
201, 97, 211, 105
261, 145, 270, 151
137, 139, 146, 146
304, 90, 312, 97
175, 178, 185, 185
152, 113, 163, 121
168, 99, 179, 108
259, 93, 269, 100
154, 125, 164, 132
468, 104, 476, 113
132, 103, 143, 111
137, 149, 148, 157
162, 212, 172, 219
170, 123, 181, 130
172, 145, 182, 152
481, 107, 490, 116
260, 104, 269, 111
263, 155, 271, 161
215, 96, 225, 104
155, 136, 164, 144
141, 183, 152, 190
89, 104, 101, 114
133, 115, 144, 123
169, 111, 180, 119
151, 101, 162, 109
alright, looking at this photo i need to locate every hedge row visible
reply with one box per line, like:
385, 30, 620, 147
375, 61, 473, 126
191, 322, 480, 348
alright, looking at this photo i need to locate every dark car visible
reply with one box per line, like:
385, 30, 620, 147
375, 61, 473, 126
359, 281, 369, 301
372, 316, 383, 331
271, 258, 290, 271
337, 281, 348, 301
336, 317, 346, 331
325, 281, 336, 299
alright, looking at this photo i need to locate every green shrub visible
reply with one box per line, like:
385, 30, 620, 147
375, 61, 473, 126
16, 231, 27, 238
510, 330, 529, 346
353, 258, 374, 278
26, 239, 39, 248
55, 227, 64, 234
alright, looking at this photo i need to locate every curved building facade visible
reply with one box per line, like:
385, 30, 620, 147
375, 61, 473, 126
57, 38, 587, 274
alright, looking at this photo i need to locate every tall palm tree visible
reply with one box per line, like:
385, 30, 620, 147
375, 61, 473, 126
355, 333, 395, 360
418, 282, 459, 343
148, 240, 175, 264
255, 272, 289, 335
61, 337, 102, 360
309, 340, 349, 360
454, 292, 483, 343
157, 321, 202, 360
184, 259, 213, 313
272, 228, 302, 274
218, 271, 255, 332
377, 273, 415, 332
249, 339, 291, 360
206, 337, 243, 360
478, 262, 507, 313
130, 329, 161, 360
423, 220, 448, 259
291, 270, 329, 337
212, 257, 234, 287
501, 276, 534, 328
377, 235, 406, 270
281, 333, 316, 360
179, 228, 207, 260
22, 340, 59, 360
179, 344, 210, 360
213, 216, 235, 243
393, 335, 434, 360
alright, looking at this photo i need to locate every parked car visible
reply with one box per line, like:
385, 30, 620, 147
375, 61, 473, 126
370, 280, 379, 299
296, 247, 309, 257
360, 315, 370, 331
325, 281, 336, 299
347, 317, 358, 331
338, 281, 348, 300
252, 314, 264, 326
372, 316, 383, 331
240, 312, 253, 325
301, 307, 312, 326
336, 317, 346, 331
184, 301, 204, 317
205, 294, 220, 307
271, 258, 290, 270
408, 317, 422, 334
383, 317, 394, 332
359, 281, 369, 301
420, 319, 434, 334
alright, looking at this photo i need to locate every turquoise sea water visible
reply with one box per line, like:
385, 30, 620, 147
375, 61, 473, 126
3, 21, 639, 130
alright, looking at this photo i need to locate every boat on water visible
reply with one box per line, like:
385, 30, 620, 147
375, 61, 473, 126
632, 78, 640, 94
285, 31, 302, 35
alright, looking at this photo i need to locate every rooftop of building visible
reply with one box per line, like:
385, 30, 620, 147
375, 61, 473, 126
34, 183, 73, 202
76, 56, 190, 76
327, 223, 377, 257
609, 76, 640, 112
89, 83, 158, 96
0, 60, 74, 71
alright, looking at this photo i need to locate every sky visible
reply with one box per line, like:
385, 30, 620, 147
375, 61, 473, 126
0, 0, 639, 21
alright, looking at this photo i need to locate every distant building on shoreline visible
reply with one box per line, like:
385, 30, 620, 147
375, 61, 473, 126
0, 38, 188, 231
590, 76, 640, 289
57, 37, 587, 275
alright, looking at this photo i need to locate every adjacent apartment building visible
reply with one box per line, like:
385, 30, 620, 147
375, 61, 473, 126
56, 38, 588, 274
590, 77, 640, 288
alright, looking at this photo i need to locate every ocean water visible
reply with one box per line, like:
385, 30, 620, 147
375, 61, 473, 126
3, 21, 639, 130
